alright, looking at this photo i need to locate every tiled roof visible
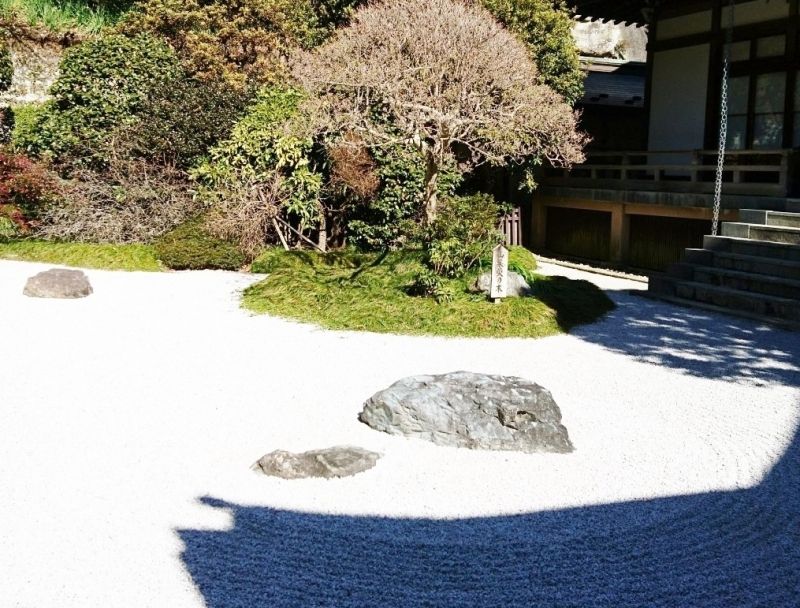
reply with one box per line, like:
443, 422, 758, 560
571, 0, 655, 26
581, 64, 646, 107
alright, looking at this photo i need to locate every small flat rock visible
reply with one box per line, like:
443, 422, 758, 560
360, 371, 573, 453
252, 446, 381, 479
23, 268, 93, 299
474, 271, 531, 297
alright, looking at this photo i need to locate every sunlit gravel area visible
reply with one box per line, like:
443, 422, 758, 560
1, 259, 798, 607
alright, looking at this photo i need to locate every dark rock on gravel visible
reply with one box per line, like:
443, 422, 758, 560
360, 371, 573, 453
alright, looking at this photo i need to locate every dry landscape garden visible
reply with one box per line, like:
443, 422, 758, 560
1, 1, 799, 607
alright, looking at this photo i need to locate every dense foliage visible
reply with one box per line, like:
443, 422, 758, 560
0, 0, 590, 305
196, 85, 323, 257
423, 194, 505, 278
120, 0, 323, 89
22, 33, 181, 166
294, 0, 585, 224
112, 75, 248, 170
480, 0, 583, 104
9, 103, 45, 152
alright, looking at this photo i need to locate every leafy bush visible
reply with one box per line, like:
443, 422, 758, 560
9, 103, 46, 152
424, 193, 504, 278
197, 85, 323, 256
0, 39, 12, 92
111, 75, 248, 170
154, 217, 245, 270
119, 0, 323, 89
345, 141, 462, 250
407, 269, 455, 304
36, 159, 199, 243
480, 0, 583, 104
26, 33, 181, 166
0, 213, 17, 240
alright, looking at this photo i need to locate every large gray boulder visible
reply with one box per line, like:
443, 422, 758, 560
360, 371, 573, 453
474, 271, 531, 297
252, 446, 381, 479
23, 268, 93, 299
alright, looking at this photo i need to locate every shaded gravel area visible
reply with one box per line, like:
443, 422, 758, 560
0, 260, 798, 607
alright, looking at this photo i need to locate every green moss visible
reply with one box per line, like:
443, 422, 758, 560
154, 219, 246, 271
0, 239, 163, 271
243, 248, 614, 338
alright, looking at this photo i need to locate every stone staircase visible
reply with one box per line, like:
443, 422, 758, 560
646, 208, 800, 328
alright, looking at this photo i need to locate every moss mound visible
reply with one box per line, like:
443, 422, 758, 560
244, 247, 614, 338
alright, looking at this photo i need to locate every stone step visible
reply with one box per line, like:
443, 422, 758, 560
721, 221, 800, 245
707, 251, 800, 281
648, 276, 800, 323
673, 264, 800, 299
738, 209, 800, 228
638, 288, 800, 329
703, 234, 800, 262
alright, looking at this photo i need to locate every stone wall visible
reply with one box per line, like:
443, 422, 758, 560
0, 38, 63, 106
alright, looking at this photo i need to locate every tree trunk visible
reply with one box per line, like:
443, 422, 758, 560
423, 149, 439, 224
317, 213, 328, 252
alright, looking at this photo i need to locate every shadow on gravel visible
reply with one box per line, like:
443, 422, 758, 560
179, 424, 800, 608
569, 292, 800, 386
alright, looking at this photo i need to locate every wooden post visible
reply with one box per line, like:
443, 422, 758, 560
610, 204, 630, 264
490, 244, 509, 303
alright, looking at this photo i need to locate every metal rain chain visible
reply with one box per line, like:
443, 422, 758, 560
712, 0, 736, 236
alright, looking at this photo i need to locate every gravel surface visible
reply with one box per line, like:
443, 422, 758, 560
1, 260, 798, 607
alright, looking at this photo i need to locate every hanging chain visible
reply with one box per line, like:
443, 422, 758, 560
712, 0, 735, 236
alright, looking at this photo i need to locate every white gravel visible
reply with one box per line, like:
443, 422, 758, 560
1, 259, 798, 607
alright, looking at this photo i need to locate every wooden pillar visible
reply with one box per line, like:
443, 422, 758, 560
610, 204, 630, 264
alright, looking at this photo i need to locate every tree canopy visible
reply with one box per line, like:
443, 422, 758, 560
294, 0, 587, 222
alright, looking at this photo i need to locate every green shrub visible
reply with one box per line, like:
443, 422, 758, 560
196, 85, 323, 256
112, 75, 249, 170
0, 40, 12, 92
424, 193, 504, 278
407, 269, 455, 304
0, 212, 18, 240
27, 33, 181, 166
480, 0, 583, 104
345, 140, 462, 250
119, 0, 323, 89
154, 218, 246, 270
9, 103, 46, 153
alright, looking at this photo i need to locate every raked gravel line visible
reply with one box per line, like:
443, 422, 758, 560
0, 259, 798, 607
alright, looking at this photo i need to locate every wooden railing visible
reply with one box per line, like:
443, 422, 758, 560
541, 149, 797, 197
499, 207, 522, 247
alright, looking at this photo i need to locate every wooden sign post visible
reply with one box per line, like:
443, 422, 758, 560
490, 244, 509, 303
